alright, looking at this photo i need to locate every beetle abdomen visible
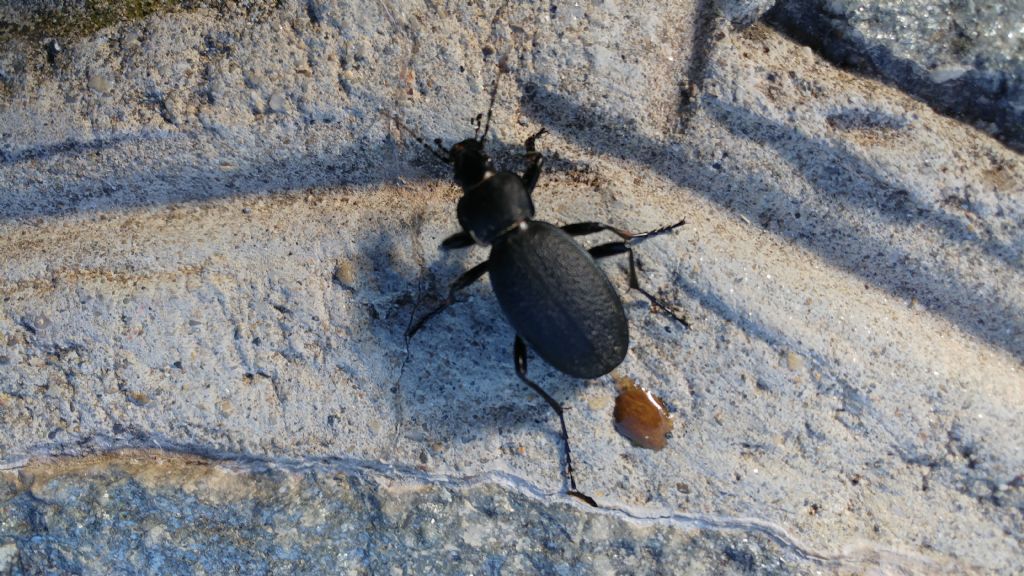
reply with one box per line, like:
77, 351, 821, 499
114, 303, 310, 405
489, 221, 628, 378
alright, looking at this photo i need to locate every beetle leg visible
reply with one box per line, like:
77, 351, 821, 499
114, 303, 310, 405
561, 221, 629, 238
472, 112, 484, 139
588, 242, 691, 329
562, 218, 686, 242
406, 261, 489, 338
440, 231, 474, 250
514, 336, 598, 507
626, 218, 687, 243
522, 128, 548, 196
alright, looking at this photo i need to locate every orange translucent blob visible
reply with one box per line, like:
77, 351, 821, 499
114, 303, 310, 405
613, 376, 674, 451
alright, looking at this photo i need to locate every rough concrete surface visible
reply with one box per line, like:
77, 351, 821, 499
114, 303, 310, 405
0, 0, 1022, 574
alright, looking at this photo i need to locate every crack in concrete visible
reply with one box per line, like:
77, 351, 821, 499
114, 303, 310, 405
0, 444, 956, 574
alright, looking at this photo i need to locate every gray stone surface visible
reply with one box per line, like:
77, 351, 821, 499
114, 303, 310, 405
0, 451, 926, 575
1, 0, 1022, 574
714, 0, 777, 27
767, 0, 1024, 151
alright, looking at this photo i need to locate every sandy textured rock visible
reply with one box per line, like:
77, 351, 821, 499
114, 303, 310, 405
0, 1, 1021, 574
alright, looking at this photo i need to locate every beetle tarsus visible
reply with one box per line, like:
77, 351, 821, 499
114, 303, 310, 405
626, 218, 687, 244
562, 219, 686, 244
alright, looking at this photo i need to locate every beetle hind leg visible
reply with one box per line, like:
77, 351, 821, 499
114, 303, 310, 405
514, 337, 597, 507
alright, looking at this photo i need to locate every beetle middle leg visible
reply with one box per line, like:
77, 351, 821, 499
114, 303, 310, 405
514, 336, 598, 507
565, 219, 690, 328
588, 241, 691, 328
561, 219, 686, 242
406, 261, 489, 338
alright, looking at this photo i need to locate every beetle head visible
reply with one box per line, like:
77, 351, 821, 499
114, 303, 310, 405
449, 138, 494, 188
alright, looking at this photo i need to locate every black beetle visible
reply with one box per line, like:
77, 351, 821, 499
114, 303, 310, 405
398, 83, 687, 505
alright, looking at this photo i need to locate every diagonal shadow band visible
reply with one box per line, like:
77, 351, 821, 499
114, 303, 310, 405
705, 99, 1023, 274
0, 122, 421, 222
3, 82, 1020, 363
1, 133, 142, 165
518, 84, 1024, 362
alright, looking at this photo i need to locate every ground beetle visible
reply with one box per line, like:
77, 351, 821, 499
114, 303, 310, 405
399, 80, 687, 506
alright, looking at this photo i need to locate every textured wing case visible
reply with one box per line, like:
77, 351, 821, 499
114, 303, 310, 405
489, 221, 628, 378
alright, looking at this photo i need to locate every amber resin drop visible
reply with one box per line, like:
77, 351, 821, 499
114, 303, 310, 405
613, 376, 674, 450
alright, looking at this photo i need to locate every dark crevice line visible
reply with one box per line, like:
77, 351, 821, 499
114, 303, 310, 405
0, 442, 936, 571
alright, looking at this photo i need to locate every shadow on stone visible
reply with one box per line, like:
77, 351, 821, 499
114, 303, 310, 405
520, 84, 1024, 362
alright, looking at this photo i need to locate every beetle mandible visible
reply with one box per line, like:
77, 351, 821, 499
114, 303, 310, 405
399, 78, 687, 506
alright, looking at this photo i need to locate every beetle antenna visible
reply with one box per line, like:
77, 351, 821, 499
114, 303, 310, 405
479, 68, 502, 143
384, 111, 451, 163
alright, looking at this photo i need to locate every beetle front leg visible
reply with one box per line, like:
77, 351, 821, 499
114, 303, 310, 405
588, 242, 691, 329
522, 128, 547, 197
440, 231, 474, 250
514, 336, 597, 507
406, 261, 489, 338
